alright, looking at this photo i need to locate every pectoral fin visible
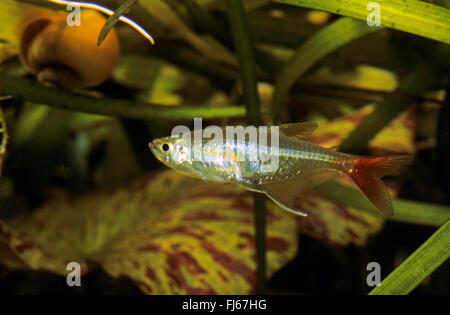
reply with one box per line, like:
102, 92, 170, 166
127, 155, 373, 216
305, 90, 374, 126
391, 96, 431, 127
279, 121, 318, 138
259, 170, 338, 216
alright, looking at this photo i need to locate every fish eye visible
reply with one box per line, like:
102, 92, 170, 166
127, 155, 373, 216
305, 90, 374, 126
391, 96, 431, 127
162, 143, 170, 152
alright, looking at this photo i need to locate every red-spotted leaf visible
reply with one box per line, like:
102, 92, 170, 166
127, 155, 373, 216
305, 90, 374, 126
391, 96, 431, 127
0, 171, 297, 294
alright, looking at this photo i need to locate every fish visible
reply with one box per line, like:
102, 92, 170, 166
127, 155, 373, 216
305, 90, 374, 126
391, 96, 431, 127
148, 122, 413, 216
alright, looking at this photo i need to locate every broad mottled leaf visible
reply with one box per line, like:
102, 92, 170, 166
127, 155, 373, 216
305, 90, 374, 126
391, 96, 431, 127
305, 65, 398, 92
0, 171, 297, 294
307, 104, 416, 155
295, 189, 384, 246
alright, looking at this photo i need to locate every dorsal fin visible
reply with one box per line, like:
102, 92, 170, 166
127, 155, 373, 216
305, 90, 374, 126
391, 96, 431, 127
279, 122, 318, 138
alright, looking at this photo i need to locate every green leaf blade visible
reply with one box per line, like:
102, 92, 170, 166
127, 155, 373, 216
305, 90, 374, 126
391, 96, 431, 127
392, 200, 450, 227
275, 0, 450, 44
272, 17, 380, 119
0, 73, 246, 120
98, 0, 138, 46
317, 181, 450, 227
369, 219, 450, 295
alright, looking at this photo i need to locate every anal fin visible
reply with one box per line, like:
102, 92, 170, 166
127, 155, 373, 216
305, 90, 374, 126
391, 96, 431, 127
259, 170, 338, 216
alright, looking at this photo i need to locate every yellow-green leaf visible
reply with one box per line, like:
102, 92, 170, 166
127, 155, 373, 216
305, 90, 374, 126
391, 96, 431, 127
369, 219, 450, 295
0, 171, 297, 294
306, 104, 416, 154
275, 0, 450, 44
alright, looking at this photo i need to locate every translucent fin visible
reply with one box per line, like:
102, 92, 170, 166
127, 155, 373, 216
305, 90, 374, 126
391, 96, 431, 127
347, 155, 414, 216
236, 182, 263, 193
259, 170, 338, 216
279, 122, 318, 138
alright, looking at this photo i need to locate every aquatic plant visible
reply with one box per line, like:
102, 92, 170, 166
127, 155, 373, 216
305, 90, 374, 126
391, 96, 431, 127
0, 0, 448, 295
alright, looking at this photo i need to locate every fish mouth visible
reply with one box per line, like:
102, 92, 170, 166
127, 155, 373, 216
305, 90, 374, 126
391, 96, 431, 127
148, 141, 156, 154
148, 141, 160, 158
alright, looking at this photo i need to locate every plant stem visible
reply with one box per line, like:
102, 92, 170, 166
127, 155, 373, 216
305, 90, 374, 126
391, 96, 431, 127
0, 73, 246, 120
226, 0, 267, 294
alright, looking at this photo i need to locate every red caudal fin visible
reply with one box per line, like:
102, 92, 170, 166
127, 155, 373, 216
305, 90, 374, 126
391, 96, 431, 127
347, 155, 414, 216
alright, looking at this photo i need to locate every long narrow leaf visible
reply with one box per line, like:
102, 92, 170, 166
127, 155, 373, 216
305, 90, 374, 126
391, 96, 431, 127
272, 17, 380, 120
391, 200, 450, 227
275, 0, 450, 44
317, 181, 450, 227
0, 73, 246, 120
140, 0, 237, 66
98, 0, 137, 46
339, 66, 435, 153
369, 219, 450, 295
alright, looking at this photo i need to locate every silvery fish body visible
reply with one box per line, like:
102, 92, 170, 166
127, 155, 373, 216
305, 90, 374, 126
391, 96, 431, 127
149, 122, 413, 216
189, 128, 350, 187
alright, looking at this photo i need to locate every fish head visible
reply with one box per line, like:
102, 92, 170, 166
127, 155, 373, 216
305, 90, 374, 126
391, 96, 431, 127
148, 135, 198, 177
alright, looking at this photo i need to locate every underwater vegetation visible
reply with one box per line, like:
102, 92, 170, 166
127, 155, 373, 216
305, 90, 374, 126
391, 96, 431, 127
0, 0, 449, 295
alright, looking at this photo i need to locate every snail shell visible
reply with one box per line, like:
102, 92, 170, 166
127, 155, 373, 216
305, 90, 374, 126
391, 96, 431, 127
19, 9, 120, 88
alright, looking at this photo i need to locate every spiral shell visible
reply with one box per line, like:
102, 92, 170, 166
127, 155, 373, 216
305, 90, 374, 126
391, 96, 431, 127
19, 9, 120, 88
